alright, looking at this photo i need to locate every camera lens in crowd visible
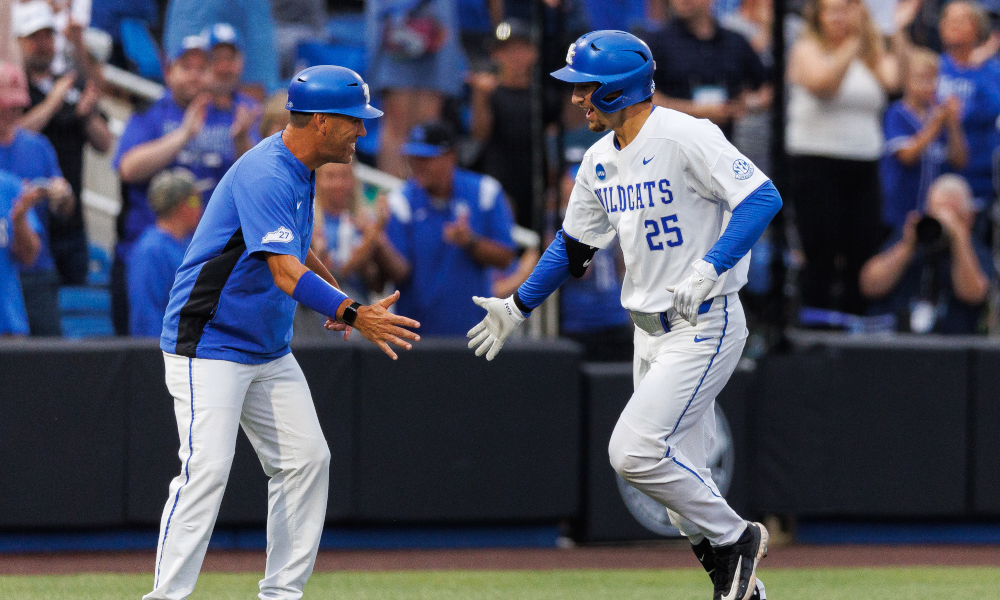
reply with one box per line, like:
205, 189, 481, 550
915, 215, 943, 247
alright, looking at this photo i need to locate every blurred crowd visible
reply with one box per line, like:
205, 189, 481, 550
1, 0, 999, 352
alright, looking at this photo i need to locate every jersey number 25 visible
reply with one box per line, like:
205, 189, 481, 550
645, 215, 683, 251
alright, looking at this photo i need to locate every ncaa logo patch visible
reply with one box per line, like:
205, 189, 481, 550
596, 163, 607, 181
262, 226, 294, 244
733, 159, 754, 181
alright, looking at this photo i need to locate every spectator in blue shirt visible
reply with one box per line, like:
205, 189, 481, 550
882, 47, 969, 229
381, 122, 516, 335
203, 23, 262, 158
0, 171, 44, 337
555, 165, 632, 361
861, 174, 991, 334
112, 34, 248, 334
936, 1, 1000, 205
127, 168, 202, 337
0, 61, 73, 337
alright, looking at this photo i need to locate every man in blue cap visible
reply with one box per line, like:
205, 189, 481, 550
468, 30, 782, 600
378, 120, 517, 336
146, 65, 420, 600
112, 33, 215, 334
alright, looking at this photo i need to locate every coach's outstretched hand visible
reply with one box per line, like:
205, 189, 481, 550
330, 291, 420, 360
467, 296, 526, 361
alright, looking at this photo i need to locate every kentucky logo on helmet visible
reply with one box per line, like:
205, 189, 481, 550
363, 83, 370, 104
733, 159, 754, 181
566, 43, 577, 65
596, 163, 607, 181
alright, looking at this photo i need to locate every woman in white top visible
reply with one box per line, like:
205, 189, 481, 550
786, 0, 910, 315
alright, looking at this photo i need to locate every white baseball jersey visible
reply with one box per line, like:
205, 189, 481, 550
564, 107, 771, 314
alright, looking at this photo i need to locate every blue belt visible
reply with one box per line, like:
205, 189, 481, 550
630, 298, 715, 335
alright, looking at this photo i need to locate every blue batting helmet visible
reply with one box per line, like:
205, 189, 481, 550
550, 30, 655, 114
286, 65, 384, 119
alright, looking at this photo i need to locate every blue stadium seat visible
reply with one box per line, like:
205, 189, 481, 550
88, 244, 111, 287
61, 315, 115, 338
59, 286, 114, 339
119, 18, 163, 82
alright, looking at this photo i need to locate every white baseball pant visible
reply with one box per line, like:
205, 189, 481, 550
609, 293, 749, 547
145, 352, 331, 600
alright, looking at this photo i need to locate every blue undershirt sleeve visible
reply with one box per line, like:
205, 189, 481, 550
513, 231, 572, 315
703, 180, 782, 276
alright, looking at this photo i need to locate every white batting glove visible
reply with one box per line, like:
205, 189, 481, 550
666, 259, 718, 326
467, 295, 526, 361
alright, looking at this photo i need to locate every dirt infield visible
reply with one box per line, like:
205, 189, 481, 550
1, 544, 998, 576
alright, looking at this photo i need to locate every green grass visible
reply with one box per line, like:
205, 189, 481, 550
0, 567, 997, 599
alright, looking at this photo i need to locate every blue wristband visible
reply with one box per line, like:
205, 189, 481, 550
292, 271, 350, 319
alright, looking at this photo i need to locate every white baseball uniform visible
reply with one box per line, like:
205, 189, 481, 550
567, 106, 769, 546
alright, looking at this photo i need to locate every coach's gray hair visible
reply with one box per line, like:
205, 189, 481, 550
928, 173, 974, 212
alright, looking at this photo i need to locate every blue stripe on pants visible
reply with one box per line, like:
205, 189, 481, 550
664, 296, 730, 448
156, 358, 196, 587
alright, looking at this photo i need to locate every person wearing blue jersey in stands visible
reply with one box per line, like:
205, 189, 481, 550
126, 168, 202, 337
380, 121, 516, 336
203, 22, 262, 158
0, 171, 44, 337
556, 165, 632, 361
881, 47, 968, 229
113, 33, 257, 335
936, 1, 1000, 206
0, 61, 72, 337
146, 66, 419, 600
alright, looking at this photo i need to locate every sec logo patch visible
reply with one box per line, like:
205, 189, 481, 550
596, 163, 607, 181
733, 159, 754, 180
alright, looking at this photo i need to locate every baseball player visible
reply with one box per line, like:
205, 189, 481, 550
148, 66, 420, 600
468, 31, 781, 600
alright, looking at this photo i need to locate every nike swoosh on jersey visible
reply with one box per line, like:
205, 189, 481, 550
721, 556, 742, 600
694, 336, 713, 343
297, 201, 303, 209
643, 156, 654, 165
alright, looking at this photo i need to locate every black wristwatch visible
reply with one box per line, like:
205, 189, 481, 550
341, 301, 362, 326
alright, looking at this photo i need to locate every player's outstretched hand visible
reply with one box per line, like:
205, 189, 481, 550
467, 295, 526, 361
666, 260, 718, 327
350, 291, 421, 360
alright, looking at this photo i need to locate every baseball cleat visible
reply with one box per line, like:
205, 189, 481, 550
712, 521, 768, 600
694, 538, 765, 599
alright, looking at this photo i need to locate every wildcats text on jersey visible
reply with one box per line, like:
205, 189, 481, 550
594, 179, 673, 213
